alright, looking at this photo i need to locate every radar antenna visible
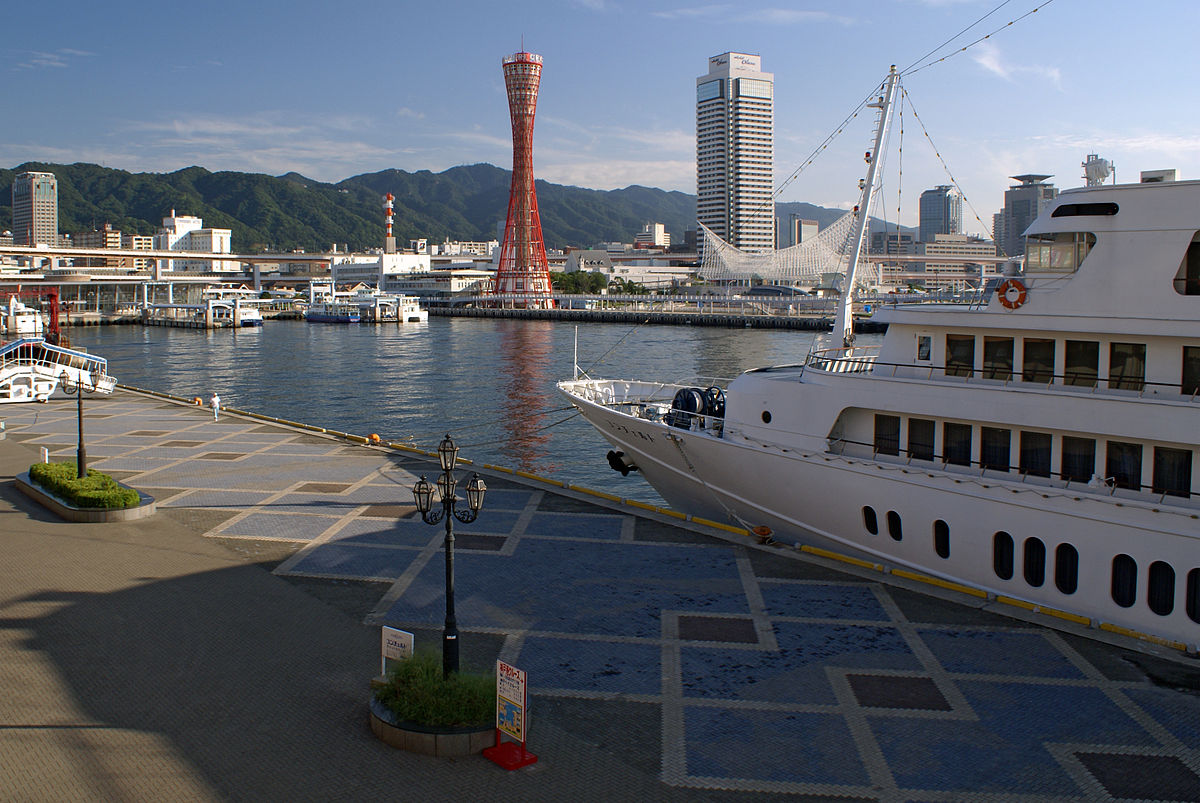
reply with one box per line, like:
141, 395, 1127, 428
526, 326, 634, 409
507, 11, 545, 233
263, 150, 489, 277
1082, 154, 1113, 187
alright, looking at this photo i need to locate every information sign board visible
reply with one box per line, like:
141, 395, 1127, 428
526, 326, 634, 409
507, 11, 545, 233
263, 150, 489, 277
495, 660, 527, 742
381, 627, 414, 675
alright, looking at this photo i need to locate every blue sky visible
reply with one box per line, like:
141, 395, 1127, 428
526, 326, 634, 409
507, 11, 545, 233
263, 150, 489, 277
4, 0, 1198, 234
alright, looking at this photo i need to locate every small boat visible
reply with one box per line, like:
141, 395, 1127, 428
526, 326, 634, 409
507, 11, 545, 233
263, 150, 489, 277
1, 295, 46, 338
306, 301, 361, 324
396, 295, 428, 323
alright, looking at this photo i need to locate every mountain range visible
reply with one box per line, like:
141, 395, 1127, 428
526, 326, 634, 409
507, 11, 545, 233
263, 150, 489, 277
0, 162, 908, 254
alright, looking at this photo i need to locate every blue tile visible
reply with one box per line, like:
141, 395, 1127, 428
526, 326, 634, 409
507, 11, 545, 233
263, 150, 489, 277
222, 512, 340, 541
1121, 686, 1200, 749
760, 582, 887, 620
685, 707, 869, 785
681, 622, 920, 704
921, 630, 1085, 679
288, 542, 422, 579
523, 512, 626, 539
516, 636, 660, 695
329, 518, 438, 547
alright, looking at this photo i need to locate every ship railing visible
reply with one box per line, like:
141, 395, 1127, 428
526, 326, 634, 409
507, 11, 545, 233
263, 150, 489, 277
805, 348, 1200, 402
0, 338, 113, 393
828, 435, 1198, 505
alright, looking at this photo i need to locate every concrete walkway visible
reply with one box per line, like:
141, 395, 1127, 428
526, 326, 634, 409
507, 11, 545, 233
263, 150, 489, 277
1, 390, 1198, 802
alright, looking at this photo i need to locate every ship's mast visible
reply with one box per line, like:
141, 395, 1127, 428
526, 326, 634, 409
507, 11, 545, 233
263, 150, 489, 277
836, 65, 899, 349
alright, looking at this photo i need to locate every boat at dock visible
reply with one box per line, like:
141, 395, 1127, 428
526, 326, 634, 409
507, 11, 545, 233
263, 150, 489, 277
1, 295, 46, 338
560, 68, 1200, 648
0, 338, 115, 403
305, 301, 361, 324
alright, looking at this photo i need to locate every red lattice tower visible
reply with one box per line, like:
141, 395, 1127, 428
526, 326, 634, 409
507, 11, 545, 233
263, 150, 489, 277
493, 51, 554, 308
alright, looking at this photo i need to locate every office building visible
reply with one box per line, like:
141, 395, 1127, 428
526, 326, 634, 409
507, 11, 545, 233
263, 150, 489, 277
12, 171, 59, 247
633, 222, 671, 249
696, 52, 774, 254
993, 174, 1058, 259
153, 210, 237, 272
918, 185, 961, 242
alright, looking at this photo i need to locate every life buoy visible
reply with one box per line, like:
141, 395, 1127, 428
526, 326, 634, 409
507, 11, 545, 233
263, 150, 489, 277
997, 278, 1028, 310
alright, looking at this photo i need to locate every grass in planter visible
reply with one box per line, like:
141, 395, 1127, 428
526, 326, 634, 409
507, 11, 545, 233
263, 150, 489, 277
375, 650, 495, 728
29, 461, 140, 509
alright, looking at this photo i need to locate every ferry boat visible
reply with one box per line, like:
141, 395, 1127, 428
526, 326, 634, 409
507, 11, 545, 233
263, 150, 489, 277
305, 301, 361, 324
1, 295, 46, 338
396, 295, 428, 323
559, 71, 1200, 649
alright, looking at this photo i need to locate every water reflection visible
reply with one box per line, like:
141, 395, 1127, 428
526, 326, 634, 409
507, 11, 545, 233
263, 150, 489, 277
496, 320, 553, 472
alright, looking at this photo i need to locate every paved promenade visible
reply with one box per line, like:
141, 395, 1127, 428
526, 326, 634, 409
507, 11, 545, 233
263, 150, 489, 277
1, 389, 1198, 802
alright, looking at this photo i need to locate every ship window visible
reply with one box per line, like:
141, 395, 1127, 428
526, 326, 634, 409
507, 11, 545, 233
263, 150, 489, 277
1111, 554, 1138, 608
983, 337, 1014, 380
1025, 232, 1096, 272
1051, 202, 1118, 217
886, 510, 902, 541
1055, 543, 1079, 594
1152, 447, 1192, 498
1022, 339, 1055, 384
1188, 569, 1200, 623
1108, 343, 1146, 391
981, 427, 1011, 472
1183, 347, 1200, 396
943, 422, 972, 467
933, 520, 950, 559
1019, 431, 1052, 477
1147, 561, 1175, 616
1173, 240, 1200, 295
993, 532, 1014, 580
1065, 340, 1099, 387
1062, 437, 1096, 483
874, 414, 900, 456
907, 418, 935, 461
1024, 537, 1046, 587
862, 506, 878, 535
916, 335, 932, 362
945, 335, 975, 377
1106, 441, 1142, 490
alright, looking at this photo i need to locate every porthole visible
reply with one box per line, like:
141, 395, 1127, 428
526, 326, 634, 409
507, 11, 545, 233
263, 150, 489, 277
933, 520, 950, 559
993, 532, 1014, 580
886, 510, 902, 541
1024, 537, 1046, 587
1054, 543, 1079, 595
862, 506, 878, 536
1147, 561, 1175, 616
1187, 569, 1200, 624
1111, 554, 1137, 608
761, 411, 772, 423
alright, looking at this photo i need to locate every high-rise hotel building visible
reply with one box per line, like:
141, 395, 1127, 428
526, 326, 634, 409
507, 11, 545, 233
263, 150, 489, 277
696, 52, 774, 254
12, 171, 59, 247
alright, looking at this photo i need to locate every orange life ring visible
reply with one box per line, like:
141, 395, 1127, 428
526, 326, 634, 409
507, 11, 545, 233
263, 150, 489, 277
997, 278, 1028, 310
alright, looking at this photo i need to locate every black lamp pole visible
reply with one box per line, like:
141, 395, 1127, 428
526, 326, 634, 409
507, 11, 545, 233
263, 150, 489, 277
412, 434, 487, 679
60, 372, 97, 479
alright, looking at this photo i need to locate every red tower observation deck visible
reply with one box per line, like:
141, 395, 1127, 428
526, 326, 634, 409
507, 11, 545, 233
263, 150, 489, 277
494, 51, 554, 308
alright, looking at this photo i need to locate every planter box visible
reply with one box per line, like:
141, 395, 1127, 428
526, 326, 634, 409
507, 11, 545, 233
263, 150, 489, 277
368, 697, 492, 758
15, 471, 156, 523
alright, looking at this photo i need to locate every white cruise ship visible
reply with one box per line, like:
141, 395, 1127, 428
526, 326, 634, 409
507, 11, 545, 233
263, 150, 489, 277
559, 78, 1199, 649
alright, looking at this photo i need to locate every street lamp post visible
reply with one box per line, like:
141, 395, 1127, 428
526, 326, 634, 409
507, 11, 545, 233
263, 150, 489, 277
412, 434, 487, 679
60, 371, 98, 479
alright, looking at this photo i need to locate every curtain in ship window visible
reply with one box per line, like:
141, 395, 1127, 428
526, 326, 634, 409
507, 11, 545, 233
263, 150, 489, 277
945, 335, 975, 378
983, 337, 1014, 381
1106, 441, 1142, 490
1183, 346, 1200, 396
1022, 339, 1055, 384
1153, 446, 1192, 498
1064, 340, 1098, 387
943, 422, 972, 466
981, 427, 1011, 472
907, 418, 935, 461
1019, 431, 1052, 477
1108, 343, 1146, 391
874, 415, 900, 456
1061, 436, 1096, 483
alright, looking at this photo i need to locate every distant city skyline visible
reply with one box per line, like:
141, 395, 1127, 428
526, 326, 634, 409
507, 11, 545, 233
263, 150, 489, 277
4, 1, 1199, 235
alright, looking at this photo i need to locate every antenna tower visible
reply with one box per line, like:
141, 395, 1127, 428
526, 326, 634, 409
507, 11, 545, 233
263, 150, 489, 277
493, 51, 554, 308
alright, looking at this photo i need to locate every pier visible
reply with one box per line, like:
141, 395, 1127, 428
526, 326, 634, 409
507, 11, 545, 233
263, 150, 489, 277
1, 388, 1197, 800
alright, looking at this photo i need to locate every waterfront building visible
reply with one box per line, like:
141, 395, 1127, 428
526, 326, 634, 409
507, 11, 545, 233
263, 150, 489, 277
12, 171, 59, 247
696, 52, 774, 255
779, 216, 818, 249
436, 239, 498, 257
330, 251, 432, 286
74, 223, 128, 271
633, 223, 671, 249
122, 234, 153, 271
917, 233, 998, 290
992, 174, 1058, 259
153, 210, 237, 273
918, 185, 962, 242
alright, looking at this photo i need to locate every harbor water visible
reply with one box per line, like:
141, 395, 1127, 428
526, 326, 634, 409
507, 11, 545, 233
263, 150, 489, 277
65, 318, 877, 504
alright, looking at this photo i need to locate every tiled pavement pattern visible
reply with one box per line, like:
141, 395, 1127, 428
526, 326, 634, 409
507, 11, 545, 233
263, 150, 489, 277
3, 391, 1200, 801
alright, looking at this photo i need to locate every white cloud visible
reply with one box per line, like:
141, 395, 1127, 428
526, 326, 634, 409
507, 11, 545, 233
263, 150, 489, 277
970, 42, 1062, 90
396, 107, 425, 120
537, 158, 694, 191
13, 48, 92, 70
652, 4, 852, 23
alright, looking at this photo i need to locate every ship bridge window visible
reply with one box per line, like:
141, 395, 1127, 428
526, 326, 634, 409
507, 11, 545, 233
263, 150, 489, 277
1172, 240, 1200, 295
1051, 202, 1119, 218
1025, 232, 1096, 273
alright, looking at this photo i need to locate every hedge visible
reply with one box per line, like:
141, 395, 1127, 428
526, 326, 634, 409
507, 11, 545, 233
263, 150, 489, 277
29, 462, 141, 509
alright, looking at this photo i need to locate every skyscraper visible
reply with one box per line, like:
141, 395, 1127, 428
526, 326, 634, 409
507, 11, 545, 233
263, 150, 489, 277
696, 52, 774, 254
494, 50, 553, 307
993, 174, 1058, 259
918, 185, 961, 243
12, 171, 58, 247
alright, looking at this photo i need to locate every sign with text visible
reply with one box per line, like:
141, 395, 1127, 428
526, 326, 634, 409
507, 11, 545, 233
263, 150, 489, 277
495, 660, 528, 742
381, 627, 413, 675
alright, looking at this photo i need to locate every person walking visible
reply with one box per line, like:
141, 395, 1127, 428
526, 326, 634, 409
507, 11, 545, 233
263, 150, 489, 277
210, 392, 221, 421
